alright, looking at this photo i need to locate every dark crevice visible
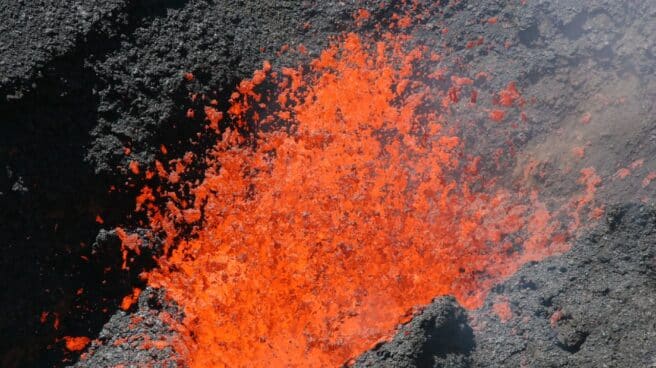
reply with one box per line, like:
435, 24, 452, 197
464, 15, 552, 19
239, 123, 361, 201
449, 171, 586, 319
352, 298, 474, 368
415, 310, 475, 366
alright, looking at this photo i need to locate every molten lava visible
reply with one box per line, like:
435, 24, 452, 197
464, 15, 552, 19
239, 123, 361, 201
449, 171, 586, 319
63, 336, 90, 352
130, 12, 599, 368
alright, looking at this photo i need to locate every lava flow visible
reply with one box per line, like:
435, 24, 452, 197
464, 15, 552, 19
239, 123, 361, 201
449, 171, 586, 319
127, 14, 600, 368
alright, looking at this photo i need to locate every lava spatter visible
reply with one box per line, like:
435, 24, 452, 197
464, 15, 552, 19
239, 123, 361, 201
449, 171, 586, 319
128, 14, 600, 368
63, 336, 91, 352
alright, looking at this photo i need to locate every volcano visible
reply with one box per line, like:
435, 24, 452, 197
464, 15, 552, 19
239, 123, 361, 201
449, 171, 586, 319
1, 1, 655, 367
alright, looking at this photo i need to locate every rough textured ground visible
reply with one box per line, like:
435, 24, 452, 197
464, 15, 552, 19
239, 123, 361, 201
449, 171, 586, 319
471, 204, 656, 367
74, 287, 182, 368
0, 0, 129, 100
1, 0, 654, 367
356, 203, 656, 367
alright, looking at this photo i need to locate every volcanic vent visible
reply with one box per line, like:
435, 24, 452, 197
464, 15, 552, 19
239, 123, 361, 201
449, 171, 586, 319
106, 5, 603, 367
2, 1, 656, 367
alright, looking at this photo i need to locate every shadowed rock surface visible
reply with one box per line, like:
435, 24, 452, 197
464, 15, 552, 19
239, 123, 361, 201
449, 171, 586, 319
354, 297, 474, 368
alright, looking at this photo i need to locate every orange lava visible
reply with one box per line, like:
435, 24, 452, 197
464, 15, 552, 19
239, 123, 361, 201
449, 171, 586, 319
571, 146, 585, 159
129, 160, 140, 175
489, 109, 506, 122
643, 172, 656, 188
124, 25, 603, 367
116, 227, 142, 270
120, 288, 142, 311
615, 168, 631, 180
497, 82, 521, 107
63, 336, 91, 352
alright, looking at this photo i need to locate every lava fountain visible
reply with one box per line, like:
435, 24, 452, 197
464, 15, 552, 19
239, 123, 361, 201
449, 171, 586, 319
126, 10, 600, 368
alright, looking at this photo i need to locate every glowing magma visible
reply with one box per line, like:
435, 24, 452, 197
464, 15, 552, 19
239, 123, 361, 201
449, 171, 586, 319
135, 31, 597, 367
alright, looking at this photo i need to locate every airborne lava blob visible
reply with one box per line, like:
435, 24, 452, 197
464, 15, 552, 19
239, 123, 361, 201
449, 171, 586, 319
134, 24, 599, 368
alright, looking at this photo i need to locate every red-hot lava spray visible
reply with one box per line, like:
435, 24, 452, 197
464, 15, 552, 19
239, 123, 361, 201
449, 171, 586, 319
125, 8, 600, 368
